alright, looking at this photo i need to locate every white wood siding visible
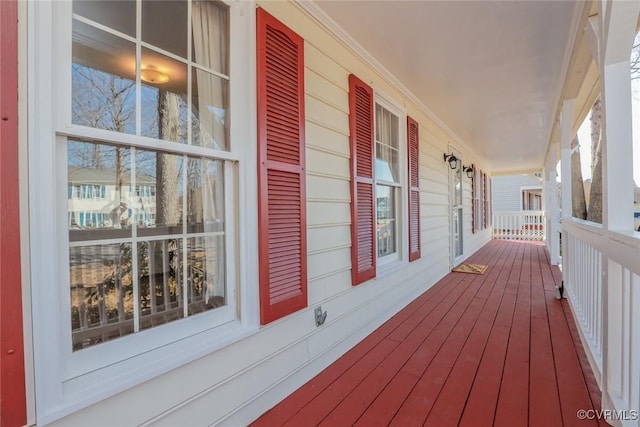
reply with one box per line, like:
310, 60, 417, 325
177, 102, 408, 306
492, 174, 542, 212
47, 2, 492, 425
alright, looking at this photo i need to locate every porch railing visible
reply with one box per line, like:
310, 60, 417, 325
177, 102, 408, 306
563, 221, 603, 374
492, 210, 545, 241
562, 219, 640, 417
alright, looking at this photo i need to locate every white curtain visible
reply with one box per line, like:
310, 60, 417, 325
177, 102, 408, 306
192, 2, 227, 302
192, 1, 227, 151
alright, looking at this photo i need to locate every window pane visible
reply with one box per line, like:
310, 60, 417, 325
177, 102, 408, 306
72, 20, 136, 134
68, 141, 133, 241
186, 236, 225, 314
136, 149, 184, 236
138, 239, 184, 330
375, 143, 399, 183
390, 110, 399, 149
187, 159, 225, 233
73, 0, 136, 38
455, 166, 462, 206
142, 1, 188, 59
376, 185, 396, 257
192, 1, 228, 75
141, 49, 189, 143
375, 104, 399, 182
70, 243, 134, 351
192, 69, 228, 150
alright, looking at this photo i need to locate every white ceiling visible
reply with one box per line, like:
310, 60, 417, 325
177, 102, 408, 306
314, 0, 580, 173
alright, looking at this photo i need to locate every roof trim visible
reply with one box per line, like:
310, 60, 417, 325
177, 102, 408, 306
543, 0, 590, 166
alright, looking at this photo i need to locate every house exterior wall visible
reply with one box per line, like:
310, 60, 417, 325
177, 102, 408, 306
21, 1, 491, 425
492, 174, 542, 212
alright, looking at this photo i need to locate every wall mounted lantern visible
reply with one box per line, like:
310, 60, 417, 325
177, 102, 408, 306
463, 165, 474, 178
443, 153, 458, 170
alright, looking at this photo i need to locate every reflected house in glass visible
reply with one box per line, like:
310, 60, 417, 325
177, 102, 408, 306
68, 166, 158, 229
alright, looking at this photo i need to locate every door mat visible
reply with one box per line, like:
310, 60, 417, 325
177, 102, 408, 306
452, 263, 488, 274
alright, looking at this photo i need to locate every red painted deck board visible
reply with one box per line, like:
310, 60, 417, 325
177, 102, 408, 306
252, 241, 604, 427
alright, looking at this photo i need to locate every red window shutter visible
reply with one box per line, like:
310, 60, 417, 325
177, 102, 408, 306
483, 172, 488, 229
471, 164, 476, 234
348, 74, 376, 285
257, 8, 307, 324
407, 116, 421, 262
487, 178, 493, 227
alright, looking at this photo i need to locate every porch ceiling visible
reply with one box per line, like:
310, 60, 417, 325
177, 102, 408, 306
313, 0, 582, 173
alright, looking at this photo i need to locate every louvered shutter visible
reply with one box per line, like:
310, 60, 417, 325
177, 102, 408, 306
488, 177, 492, 227
483, 172, 488, 229
257, 8, 307, 324
407, 116, 421, 262
471, 164, 476, 234
348, 74, 376, 285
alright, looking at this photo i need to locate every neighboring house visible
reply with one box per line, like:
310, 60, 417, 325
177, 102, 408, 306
68, 166, 158, 228
1, 1, 639, 427
492, 174, 543, 212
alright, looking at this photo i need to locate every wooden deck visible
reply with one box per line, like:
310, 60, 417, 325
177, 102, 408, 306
252, 240, 606, 427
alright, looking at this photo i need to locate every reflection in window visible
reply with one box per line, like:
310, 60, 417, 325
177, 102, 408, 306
68, 141, 133, 236
375, 104, 399, 183
72, 20, 136, 134
186, 236, 225, 313
455, 166, 463, 207
135, 148, 184, 236
68, 140, 227, 351
70, 243, 134, 350
377, 185, 396, 257
71, 0, 229, 149
375, 103, 401, 259
187, 158, 225, 233
138, 239, 183, 330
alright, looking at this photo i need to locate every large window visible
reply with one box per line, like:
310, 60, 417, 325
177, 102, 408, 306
68, 0, 231, 351
349, 77, 409, 283
30, 0, 252, 420
375, 103, 402, 262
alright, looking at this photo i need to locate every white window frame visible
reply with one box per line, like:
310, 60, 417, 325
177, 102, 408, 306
27, 1, 258, 424
373, 91, 407, 272
473, 168, 481, 232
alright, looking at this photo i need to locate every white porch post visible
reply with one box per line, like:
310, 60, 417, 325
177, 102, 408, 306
560, 99, 574, 282
588, 0, 640, 413
544, 143, 560, 265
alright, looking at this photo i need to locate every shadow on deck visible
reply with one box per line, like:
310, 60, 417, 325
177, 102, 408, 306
252, 240, 606, 427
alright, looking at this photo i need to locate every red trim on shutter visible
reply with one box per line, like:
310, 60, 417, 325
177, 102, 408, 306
348, 74, 376, 285
407, 116, 420, 262
488, 177, 492, 227
483, 172, 488, 229
471, 164, 476, 234
0, 1, 27, 425
257, 8, 307, 324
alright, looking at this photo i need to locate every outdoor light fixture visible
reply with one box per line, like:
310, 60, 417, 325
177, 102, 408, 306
443, 153, 458, 170
141, 66, 170, 84
463, 165, 474, 178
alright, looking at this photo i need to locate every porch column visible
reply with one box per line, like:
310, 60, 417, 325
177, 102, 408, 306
598, 10, 637, 232
588, 0, 640, 412
544, 143, 560, 265
559, 99, 574, 282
